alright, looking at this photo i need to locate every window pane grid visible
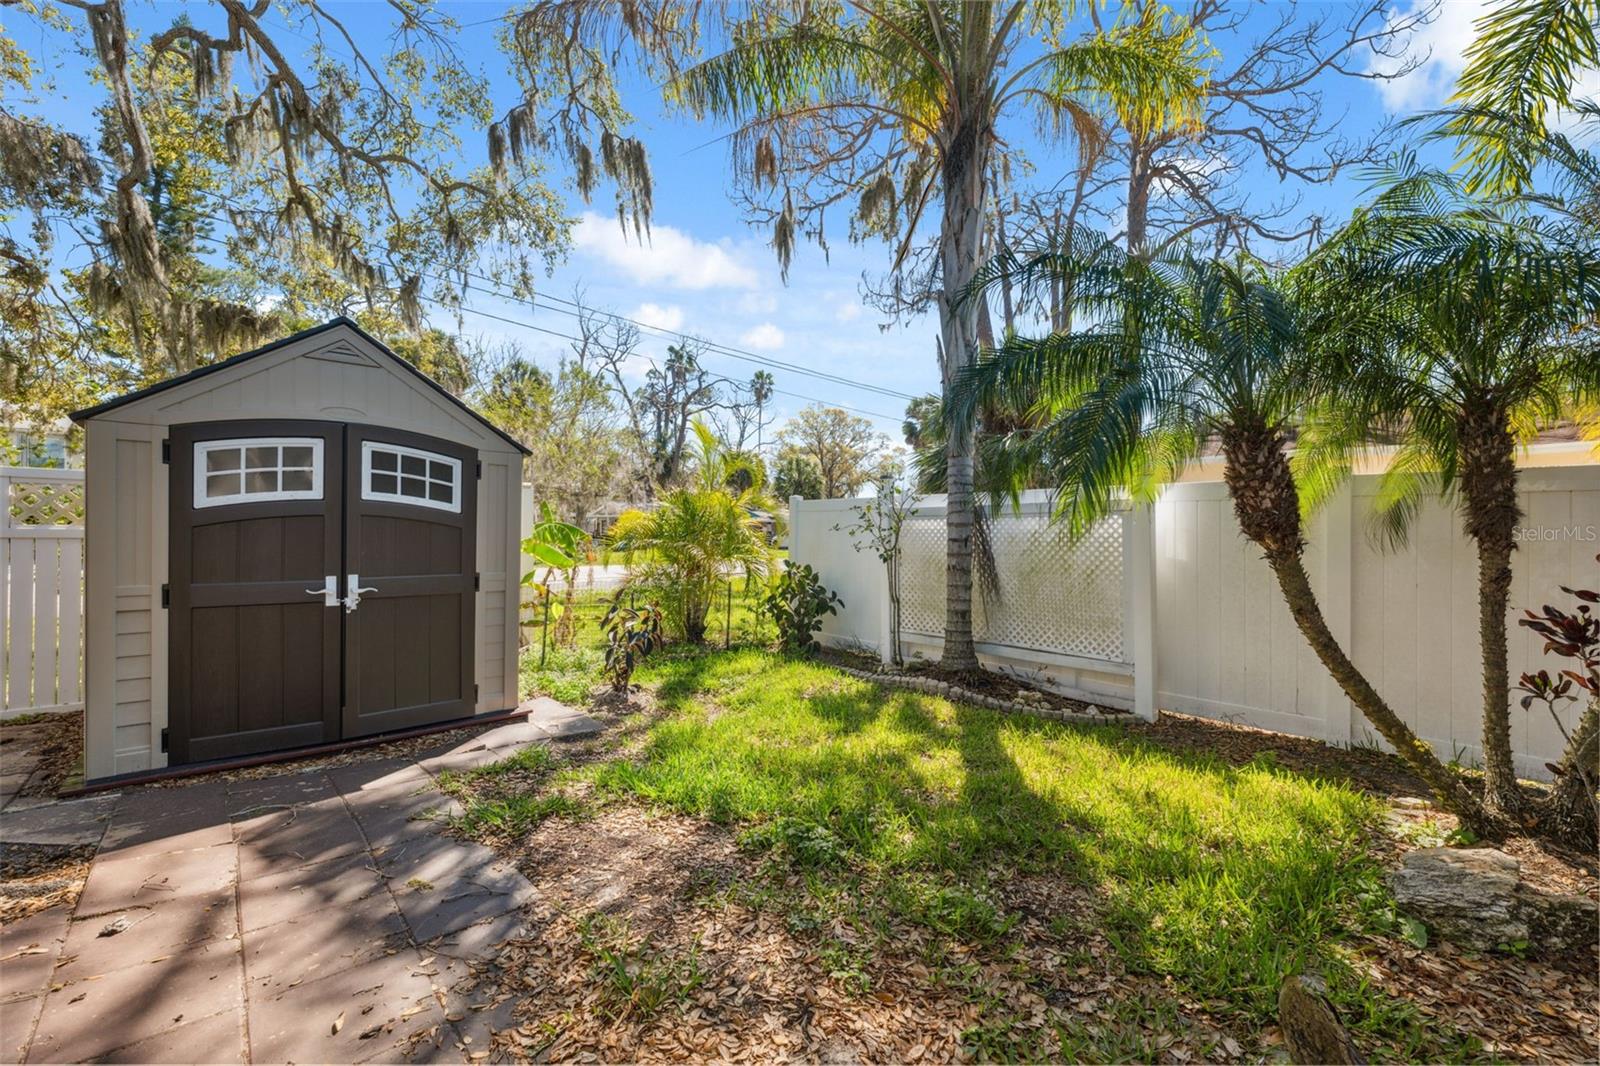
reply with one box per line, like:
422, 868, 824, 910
361, 442, 460, 513
194, 438, 323, 508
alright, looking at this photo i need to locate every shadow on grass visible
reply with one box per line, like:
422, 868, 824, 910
505, 643, 1491, 1058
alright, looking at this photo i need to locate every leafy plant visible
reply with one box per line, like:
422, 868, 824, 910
760, 564, 842, 655
838, 482, 919, 667
610, 428, 772, 642
739, 815, 846, 868
577, 913, 705, 1020
601, 596, 665, 692
521, 503, 591, 657
1514, 554, 1599, 846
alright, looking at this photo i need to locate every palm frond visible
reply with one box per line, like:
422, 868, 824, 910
1449, 0, 1600, 194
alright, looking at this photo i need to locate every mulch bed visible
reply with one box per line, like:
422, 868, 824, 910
821, 649, 1103, 715
0, 711, 84, 799
441, 805, 1244, 1064
441, 672, 1599, 1064
0, 842, 95, 924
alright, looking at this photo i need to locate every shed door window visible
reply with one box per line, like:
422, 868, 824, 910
361, 442, 461, 513
194, 438, 323, 507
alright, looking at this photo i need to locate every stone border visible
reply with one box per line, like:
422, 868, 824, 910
831, 664, 1130, 725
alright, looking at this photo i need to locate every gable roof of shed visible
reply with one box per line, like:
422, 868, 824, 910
70, 317, 531, 455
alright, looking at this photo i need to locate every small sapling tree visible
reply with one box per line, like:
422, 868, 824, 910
838, 481, 920, 669
602, 597, 666, 693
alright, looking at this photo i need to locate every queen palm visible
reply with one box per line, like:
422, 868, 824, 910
659, 0, 1207, 673
1295, 162, 1600, 819
951, 247, 1495, 829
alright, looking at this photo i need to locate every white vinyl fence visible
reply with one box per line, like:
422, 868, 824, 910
790, 460, 1599, 780
1, 467, 86, 718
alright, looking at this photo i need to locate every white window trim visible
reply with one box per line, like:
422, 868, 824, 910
193, 437, 324, 508
360, 441, 462, 514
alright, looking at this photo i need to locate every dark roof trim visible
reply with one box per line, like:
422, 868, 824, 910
70, 316, 531, 455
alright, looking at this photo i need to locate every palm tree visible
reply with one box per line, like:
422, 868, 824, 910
612, 421, 774, 642
665, 2, 1206, 673
1295, 161, 1600, 819
951, 246, 1496, 830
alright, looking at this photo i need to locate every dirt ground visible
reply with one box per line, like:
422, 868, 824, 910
0, 712, 85, 800
439, 694, 1599, 1065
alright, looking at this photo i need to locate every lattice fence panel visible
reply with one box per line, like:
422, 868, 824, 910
8, 479, 86, 527
899, 508, 1126, 664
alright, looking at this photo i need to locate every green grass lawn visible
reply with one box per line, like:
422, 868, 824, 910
476, 639, 1488, 1060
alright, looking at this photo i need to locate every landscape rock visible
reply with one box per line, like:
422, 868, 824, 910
1389, 847, 1598, 955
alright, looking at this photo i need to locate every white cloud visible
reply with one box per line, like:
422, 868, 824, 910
834, 300, 863, 323
736, 291, 779, 314
1369, 0, 1487, 113
572, 212, 758, 290
1554, 66, 1600, 136
739, 323, 785, 350
631, 302, 685, 332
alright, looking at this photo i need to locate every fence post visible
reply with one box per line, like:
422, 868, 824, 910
1130, 503, 1158, 721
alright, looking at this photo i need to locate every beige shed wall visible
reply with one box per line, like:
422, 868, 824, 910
81, 327, 524, 781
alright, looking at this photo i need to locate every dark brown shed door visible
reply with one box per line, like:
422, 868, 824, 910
168, 420, 477, 764
342, 426, 476, 738
169, 421, 344, 763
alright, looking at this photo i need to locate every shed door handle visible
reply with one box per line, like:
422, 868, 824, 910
344, 573, 379, 614
304, 575, 338, 607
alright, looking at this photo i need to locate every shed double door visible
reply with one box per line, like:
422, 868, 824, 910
168, 420, 476, 765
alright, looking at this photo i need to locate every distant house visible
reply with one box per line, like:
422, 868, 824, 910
581, 499, 653, 540
4, 413, 78, 468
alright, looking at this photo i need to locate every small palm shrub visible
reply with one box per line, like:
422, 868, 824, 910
761, 564, 842, 655
602, 599, 665, 692
610, 489, 771, 642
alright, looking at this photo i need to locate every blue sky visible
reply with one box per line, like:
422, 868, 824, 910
11, 0, 1590, 440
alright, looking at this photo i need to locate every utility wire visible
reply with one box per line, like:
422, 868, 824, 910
429, 296, 903, 422
53, 180, 906, 422
72, 161, 922, 404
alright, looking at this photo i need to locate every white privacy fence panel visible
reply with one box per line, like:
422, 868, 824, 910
1, 467, 86, 717
1154, 466, 1598, 779
898, 501, 1128, 664
791, 492, 1148, 713
790, 462, 1597, 778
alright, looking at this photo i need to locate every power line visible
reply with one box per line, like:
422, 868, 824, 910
53, 178, 907, 422
433, 297, 903, 422
73, 165, 921, 404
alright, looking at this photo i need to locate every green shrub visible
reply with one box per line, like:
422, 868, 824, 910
602, 598, 666, 691
760, 563, 842, 654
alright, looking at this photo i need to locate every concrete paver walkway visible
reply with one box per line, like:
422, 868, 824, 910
1, 699, 600, 1064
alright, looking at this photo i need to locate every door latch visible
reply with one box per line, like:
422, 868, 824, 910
344, 573, 379, 613
304, 575, 339, 607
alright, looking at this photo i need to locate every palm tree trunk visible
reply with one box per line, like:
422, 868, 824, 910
1266, 549, 1495, 832
1222, 425, 1498, 834
1542, 697, 1598, 850
936, 116, 985, 674
1459, 405, 1524, 818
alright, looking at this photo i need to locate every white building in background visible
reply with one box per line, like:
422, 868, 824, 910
3, 411, 79, 468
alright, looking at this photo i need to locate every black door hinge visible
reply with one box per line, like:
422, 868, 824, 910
160, 583, 170, 608
474, 683, 479, 701
475, 460, 482, 480
161, 439, 171, 464
473, 572, 480, 591
160, 728, 169, 753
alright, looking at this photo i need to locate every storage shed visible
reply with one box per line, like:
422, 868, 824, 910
71, 318, 529, 782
